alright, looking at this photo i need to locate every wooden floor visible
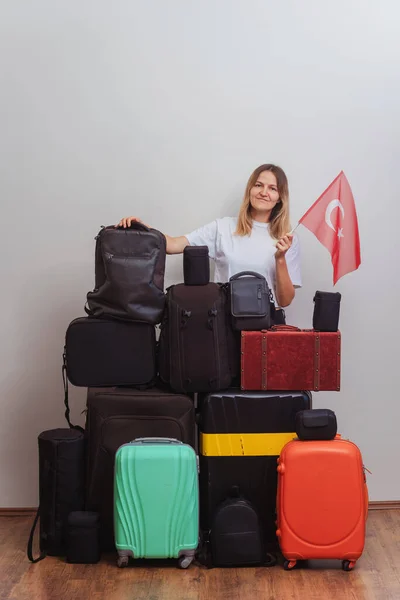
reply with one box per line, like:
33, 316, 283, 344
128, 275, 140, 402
1, 510, 399, 600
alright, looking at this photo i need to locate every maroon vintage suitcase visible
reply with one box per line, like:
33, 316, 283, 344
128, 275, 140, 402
241, 325, 341, 392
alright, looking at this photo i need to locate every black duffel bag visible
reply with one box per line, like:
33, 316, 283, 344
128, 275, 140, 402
86, 223, 166, 325
229, 271, 273, 331
27, 429, 85, 562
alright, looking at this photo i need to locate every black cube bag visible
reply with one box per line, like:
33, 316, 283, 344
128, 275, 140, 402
64, 317, 157, 388
66, 511, 101, 564
206, 487, 276, 568
295, 409, 337, 440
229, 271, 273, 331
27, 429, 85, 562
86, 223, 166, 325
312, 290, 341, 332
183, 245, 210, 285
158, 283, 238, 393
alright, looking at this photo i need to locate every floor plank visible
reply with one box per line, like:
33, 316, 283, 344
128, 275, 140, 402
0, 510, 399, 600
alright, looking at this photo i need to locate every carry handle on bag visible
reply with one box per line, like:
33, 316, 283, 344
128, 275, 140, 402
131, 437, 182, 444
229, 271, 273, 330
115, 221, 150, 232
27, 429, 85, 563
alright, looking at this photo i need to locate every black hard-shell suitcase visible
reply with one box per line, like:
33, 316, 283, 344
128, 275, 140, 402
85, 386, 195, 550
64, 317, 156, 387
158, 283, 239, 393
198, 389, 311, 550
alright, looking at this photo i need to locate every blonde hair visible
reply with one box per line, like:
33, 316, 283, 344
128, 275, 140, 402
235, 164, 291, 240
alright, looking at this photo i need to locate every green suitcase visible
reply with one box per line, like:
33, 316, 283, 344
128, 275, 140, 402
114, 438, 199, 568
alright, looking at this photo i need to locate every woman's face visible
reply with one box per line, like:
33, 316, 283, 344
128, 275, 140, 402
249, 170, 280, 215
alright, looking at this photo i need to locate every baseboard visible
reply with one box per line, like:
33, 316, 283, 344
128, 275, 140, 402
368, 501, 400, 511
0, 508, 37, 517
0, 501, 399, 517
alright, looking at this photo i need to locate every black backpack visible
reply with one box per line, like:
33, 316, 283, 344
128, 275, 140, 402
86, 223, 166, 325
199, 486, 276, 568
158, 283, 239, 393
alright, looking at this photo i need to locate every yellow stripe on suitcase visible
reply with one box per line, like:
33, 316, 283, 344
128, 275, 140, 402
200, 432, 296, 456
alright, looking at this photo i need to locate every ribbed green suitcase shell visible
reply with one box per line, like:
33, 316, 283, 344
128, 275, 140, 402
114, 438, 199, 567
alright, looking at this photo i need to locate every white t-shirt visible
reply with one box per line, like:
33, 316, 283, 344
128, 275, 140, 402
185, 216, 302, 306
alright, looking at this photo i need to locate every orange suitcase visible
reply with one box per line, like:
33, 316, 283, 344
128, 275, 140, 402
276, 435, 368, 571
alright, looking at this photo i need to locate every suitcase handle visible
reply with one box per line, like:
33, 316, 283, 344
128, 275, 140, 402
267, 325, 301, 332
115, 222, 150, 232
229, 271, 265, 281
130, 437, 183, 445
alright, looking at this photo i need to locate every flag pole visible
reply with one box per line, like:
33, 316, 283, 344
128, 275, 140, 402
288, 222, 300, 236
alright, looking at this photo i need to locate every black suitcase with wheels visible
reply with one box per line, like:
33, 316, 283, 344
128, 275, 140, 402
198, 389, 311, 551
85, 386, 195, 550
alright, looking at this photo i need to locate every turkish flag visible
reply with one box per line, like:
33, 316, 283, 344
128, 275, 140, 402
299, 171, 361, 285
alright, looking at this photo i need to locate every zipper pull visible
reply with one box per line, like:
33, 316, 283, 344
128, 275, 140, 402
257, 286, 262, 300
363, 465, 372, 475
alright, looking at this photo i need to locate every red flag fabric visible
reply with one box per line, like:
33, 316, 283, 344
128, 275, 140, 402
299, 171, 361, 285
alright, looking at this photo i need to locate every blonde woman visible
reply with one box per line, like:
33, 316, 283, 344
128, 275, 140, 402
117, 164, 301, 320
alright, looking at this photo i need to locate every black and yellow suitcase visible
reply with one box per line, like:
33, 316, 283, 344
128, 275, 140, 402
198, 389, 312, 553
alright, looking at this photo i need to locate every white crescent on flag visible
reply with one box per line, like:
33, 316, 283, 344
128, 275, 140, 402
325, 199, 345, 233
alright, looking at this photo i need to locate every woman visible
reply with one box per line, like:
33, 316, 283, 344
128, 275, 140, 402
117, 164, 301, 316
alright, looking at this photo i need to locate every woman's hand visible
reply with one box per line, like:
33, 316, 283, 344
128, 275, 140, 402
115, 216, 148, 228
275, 234, 293, 260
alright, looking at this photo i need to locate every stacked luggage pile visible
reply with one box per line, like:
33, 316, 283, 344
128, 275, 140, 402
28, 223, 368, 572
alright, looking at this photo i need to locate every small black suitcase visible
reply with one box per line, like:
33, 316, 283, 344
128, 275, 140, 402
85, 386, 195, 550
64, 317, 157, 387
198, 389, 311, 550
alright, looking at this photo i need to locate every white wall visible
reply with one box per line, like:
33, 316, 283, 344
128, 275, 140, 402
1, 0, 399, 505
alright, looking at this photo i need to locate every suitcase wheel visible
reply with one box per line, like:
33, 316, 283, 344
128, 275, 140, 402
342, 560, 355, 572
283, 560, 297, 571
117, 555, 129, 568
178, 555, 193, 569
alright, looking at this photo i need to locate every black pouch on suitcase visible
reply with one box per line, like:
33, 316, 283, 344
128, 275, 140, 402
64, 317, 157, 387
209, 487, 275, 567
85, 386, 195, 550
295, 409, 337, 440
183, 245, 210, 285
158, 283, 238, 394
312, 290, 341, 332
66, 511, 101, 564
27, 429, 85, 562
229, 271, 273, 331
